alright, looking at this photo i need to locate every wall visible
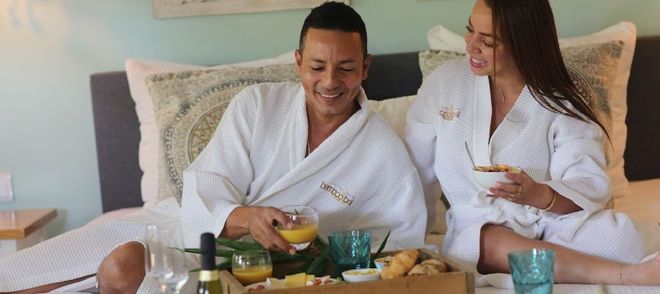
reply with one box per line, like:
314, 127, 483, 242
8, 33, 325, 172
1, 0, 659, 236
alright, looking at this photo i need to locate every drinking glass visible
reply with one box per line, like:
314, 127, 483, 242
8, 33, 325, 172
508, 248, 555, 294
144, 222, 189, 294
328, 230, 371, 278
278, 205, 319, 250
231, 250, 273, 285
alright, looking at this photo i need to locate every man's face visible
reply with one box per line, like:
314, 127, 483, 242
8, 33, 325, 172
296, 28, 371, 120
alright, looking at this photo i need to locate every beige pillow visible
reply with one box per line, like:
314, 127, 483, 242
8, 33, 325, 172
368, 95, 416, 138
424, 22, 637, 200
125, 52, 294, 204
145, 65, 299, 203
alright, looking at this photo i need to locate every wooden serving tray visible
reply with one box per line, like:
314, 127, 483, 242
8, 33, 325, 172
220, 248, 475, 294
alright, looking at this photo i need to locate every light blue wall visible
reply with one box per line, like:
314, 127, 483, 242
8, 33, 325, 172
1, 0, 659, 236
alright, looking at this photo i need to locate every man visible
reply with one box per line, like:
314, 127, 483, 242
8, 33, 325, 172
180, 1, 427, 255
0, 2, 426, 293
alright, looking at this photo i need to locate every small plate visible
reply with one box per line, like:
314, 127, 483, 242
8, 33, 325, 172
342, 268, 381, 282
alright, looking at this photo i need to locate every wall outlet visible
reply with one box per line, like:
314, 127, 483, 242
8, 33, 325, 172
0, 173, 13, 202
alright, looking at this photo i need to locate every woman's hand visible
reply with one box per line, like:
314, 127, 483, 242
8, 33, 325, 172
487, 170, 551, 208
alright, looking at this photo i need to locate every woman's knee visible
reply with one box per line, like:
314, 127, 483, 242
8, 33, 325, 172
97, 241, 145, 293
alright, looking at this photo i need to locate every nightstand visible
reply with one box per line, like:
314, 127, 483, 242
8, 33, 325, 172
0, 208, 57, 257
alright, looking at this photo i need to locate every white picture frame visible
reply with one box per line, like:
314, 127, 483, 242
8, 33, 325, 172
153, 0, 351, 19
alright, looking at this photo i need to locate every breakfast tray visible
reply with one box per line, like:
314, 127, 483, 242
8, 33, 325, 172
219, 248, 475, 294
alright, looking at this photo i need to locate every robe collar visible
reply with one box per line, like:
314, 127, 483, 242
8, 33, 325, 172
472, 75, 533, 166
262, 85, 370, 198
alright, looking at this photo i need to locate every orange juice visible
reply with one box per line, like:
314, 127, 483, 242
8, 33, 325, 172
279, 223, 318, 244
233, 265, 273, 285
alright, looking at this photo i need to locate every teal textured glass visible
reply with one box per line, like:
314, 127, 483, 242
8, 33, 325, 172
508, 249, 555, 294
328, 230, 371, 278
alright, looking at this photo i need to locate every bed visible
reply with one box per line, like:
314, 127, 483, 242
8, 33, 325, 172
89, 36, 660, 293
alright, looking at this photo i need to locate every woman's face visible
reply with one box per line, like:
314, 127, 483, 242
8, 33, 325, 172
464, 0, 519, 79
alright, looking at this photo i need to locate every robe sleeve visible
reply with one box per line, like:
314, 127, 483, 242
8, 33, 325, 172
180, 88, 257, 247
381, 170, 428, 250
544, 114, 611, 214
404, 75, 442, 234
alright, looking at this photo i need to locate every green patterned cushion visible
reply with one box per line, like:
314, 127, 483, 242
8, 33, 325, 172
146, 64, 299, 202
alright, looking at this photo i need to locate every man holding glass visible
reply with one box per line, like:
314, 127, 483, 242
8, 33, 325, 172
179, 1, 427, 257
0, 2, 427, 293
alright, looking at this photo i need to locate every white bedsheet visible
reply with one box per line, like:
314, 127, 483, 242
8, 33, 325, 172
45, 179, 660, 293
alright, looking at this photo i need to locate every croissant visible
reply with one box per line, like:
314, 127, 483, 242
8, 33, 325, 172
380, 249, 419, 279
407, 259, 448, 276
421, 259, 448, 272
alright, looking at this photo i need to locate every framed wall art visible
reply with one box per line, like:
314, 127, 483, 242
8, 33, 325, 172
153, 0, 351, 18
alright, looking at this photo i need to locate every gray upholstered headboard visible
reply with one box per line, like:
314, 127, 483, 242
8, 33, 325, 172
91, 37, 660, 212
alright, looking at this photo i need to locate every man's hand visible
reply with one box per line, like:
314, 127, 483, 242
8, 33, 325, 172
221, 206, 296, 255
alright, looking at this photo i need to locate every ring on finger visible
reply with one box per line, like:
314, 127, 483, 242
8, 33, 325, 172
514, 184, 522, 195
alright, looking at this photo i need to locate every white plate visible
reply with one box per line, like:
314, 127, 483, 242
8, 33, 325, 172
245, 277, 340, 291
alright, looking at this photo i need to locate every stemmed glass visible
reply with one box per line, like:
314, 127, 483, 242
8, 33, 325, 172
144, 222, 189, 294
278, 205, 319, 250
231, 250, 273, 285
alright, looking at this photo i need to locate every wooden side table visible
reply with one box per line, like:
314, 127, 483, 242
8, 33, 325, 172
0, 208, 57, 257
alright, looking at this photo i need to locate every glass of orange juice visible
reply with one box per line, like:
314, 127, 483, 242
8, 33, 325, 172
278, 205, 319, 250
231, 250, 273, 285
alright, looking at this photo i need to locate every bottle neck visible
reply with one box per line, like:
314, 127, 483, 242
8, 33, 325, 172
199, 269, 220, 282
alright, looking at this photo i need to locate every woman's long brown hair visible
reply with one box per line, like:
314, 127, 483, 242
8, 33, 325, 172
485, 0, 610, 140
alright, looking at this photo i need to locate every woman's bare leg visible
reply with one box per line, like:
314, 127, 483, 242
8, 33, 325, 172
478, 224, 660, 285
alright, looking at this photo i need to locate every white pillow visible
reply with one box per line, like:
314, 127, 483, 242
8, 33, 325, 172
126, 52, 295, 205
426, 22, 636, 199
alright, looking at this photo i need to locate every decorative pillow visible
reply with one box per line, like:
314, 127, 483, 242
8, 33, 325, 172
126, 52, 294, 204
368, 96, 416, 138
145, 65, 299, 203
424, 22, 637, 200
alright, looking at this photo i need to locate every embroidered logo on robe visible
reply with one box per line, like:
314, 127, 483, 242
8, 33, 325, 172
320, 181, 354, 206
438, 104, 461, 121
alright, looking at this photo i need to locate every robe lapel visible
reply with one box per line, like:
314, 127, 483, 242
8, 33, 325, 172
472, 76, 494, 166
489, 86, 532, 157
260, 88, 370, 199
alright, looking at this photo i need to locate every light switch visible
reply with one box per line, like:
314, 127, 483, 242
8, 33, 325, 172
0, 173, 13, 202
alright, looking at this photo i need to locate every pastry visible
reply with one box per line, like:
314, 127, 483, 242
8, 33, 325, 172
407, 259, 448, 276
380, 249, 419, 279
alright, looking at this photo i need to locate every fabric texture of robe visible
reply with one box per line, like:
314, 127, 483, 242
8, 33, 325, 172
405, 58, 653, 275
0, 82, 427, 292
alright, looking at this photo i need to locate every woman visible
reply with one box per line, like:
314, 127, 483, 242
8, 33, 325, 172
406, 0, 660, 285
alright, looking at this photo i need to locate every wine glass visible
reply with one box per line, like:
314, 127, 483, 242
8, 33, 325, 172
278, 205, 319, 250
231, 250, 273, 285
144, 222, 189, 294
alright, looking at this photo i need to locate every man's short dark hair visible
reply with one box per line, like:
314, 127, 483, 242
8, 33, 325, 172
299, 1, 368, 57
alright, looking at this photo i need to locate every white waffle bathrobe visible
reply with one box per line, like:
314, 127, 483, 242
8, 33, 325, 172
181, 82, 427, 249
0, 82, 427, 292
405, 59, 651, 272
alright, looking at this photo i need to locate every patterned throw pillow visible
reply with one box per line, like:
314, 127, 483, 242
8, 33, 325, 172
146, 64, 299, 203
418, 41, 623, 207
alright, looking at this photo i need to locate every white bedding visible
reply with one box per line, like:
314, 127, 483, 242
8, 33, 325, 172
44, 179, 660, 293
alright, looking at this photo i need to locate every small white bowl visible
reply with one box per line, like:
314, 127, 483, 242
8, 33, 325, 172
374, 256, 394, 270
342, 268, 381, 283
473, 165, 520, 189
